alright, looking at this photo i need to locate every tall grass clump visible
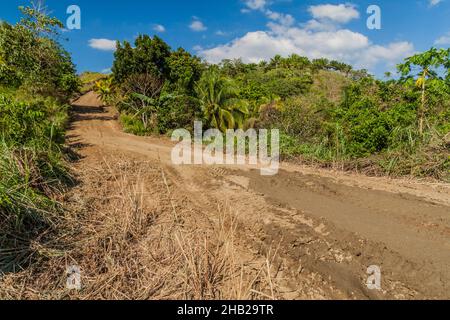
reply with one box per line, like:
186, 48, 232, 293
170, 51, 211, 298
0, 92, 71, 272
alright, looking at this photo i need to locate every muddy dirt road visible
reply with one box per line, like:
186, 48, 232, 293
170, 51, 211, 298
69, 92, 450, 299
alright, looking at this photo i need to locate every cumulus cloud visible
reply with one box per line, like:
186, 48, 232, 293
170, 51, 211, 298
190, 19, 207, 32
308, 4, 360, 24
435, 32, 450, 45
266, 10, 295, 27
199, 5, 414, 72
88, 39, 117, 51
153, 24, 166, 33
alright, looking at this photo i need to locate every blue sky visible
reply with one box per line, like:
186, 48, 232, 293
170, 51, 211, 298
1, 0, 449, 77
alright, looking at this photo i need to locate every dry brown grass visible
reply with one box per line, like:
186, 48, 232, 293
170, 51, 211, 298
0, 156, 277, 300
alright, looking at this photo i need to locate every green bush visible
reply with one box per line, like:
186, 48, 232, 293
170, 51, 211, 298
119, 113, 152, 136
335, 98, 391, 157
0, 91, 70, 271
0, 94, 67, 147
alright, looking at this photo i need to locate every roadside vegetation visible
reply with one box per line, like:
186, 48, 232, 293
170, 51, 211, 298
79, 71, 107, 94
0, 4, 79, 272
1, 0, 449, 300
97, 36, 450, 181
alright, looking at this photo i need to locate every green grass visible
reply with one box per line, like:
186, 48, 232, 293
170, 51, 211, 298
119, 113, 153, 136
0, 90, 71, 272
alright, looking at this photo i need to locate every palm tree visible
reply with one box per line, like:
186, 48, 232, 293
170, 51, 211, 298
195, 68, 249, 132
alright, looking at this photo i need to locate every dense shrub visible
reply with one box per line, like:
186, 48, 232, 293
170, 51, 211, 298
0, 94, 67, 147
0, 19, 80, 100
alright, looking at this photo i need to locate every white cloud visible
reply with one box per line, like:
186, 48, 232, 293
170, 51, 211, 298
242, 0, 295, 26
435, 32, 450, 45
429, 0, 443, 6
88, 39, 117, 51
358, 42, 414, 69
199, 9, 414, 73
216, 30, 231, 36
244, 0, 267, 11
153, 24, 166, 33
266, 10, 295, 27
308, 4, 360, 24
101, 68, 112, 74
190, 19, 207, 32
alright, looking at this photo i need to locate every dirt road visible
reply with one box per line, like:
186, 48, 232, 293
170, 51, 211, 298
68, 92, 450, 299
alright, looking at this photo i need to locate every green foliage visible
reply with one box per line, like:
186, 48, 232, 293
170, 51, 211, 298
119, 113, 150, 136
0, 93, 67, 147
0, 0, 76, 267
397, 47, 450, 134
195, 68, 249, 132
335, 98, 391, 157
94, 77, 115, 106
80, 71, 108, 93
0, 88, 71, 271
0, 5, 80, 100
108, 33, 448, 181
167, 48, 203, 92
18, 4, 64, 37
398, 48, 449, 79
111, 36, 204, 133
113, 35, 171, 84
259, 68, 313, 99
156, 94, 200, 133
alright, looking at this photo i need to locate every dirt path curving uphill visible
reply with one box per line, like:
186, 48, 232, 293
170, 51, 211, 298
67, 92, 450, 299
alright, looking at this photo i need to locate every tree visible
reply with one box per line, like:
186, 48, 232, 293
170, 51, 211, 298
120, 73, 164, 130
112, 35, 171, 84
195, 68, 249, 132
398, 48, 450, 134
285, 54, 311, 70
167, 48, 203, 93
269, 55, 283, 69
112, 41, 134, 84
19, 1, 63, 37
329, 60, 353, 77
312, 58, 330, 72
0, 3, 79, 99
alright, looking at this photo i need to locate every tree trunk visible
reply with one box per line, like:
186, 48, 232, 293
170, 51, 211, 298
419, 71, 426, 136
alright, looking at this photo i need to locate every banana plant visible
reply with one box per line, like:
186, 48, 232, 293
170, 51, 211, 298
94, 77, 114, 106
